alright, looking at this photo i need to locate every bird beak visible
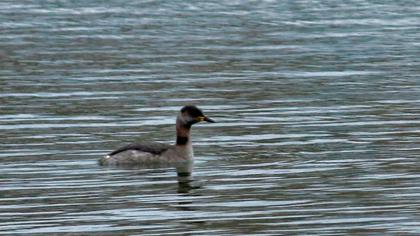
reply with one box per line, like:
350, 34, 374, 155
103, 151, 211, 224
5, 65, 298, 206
203, 116, 215, 123
197, 116, 215, 123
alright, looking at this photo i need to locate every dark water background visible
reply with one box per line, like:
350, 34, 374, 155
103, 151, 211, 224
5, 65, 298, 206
1, 0, 420, 235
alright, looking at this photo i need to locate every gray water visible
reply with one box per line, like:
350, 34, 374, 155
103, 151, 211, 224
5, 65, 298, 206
1, 0, 420, 235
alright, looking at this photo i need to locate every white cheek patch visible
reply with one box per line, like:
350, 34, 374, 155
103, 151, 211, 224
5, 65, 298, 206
179, 113, 194, 123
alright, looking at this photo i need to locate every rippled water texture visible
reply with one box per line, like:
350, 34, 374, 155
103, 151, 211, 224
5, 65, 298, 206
1, 0, 420, 235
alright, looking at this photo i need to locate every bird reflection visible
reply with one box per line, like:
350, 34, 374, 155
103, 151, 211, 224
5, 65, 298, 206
101, 160, 202, 193
175, 162, 203, 193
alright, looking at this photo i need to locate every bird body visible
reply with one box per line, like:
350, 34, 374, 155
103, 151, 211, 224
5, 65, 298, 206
99, 105, 214, 166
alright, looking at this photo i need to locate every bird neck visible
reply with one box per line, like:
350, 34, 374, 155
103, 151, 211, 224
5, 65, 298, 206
174, 115, 194, 159
176, 117, 191, 146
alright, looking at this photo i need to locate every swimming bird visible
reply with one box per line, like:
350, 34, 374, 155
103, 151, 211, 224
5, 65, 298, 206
99, 105, 215, 165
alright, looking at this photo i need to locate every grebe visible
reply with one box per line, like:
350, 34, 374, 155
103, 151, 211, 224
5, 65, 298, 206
99, 105, 215, 165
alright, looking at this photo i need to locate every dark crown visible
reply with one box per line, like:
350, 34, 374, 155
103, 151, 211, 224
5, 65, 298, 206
180, 105, 204, 118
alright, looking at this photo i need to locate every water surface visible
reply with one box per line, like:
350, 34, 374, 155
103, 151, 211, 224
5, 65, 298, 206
1, 0, 420, 235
